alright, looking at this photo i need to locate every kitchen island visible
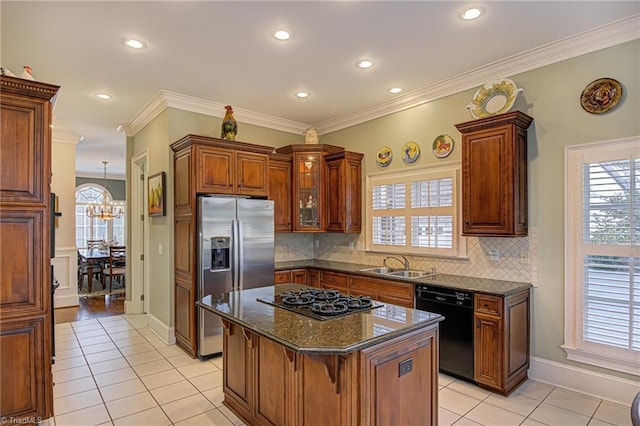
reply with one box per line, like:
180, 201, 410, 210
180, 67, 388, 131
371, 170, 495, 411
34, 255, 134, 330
197, 284, 443, 426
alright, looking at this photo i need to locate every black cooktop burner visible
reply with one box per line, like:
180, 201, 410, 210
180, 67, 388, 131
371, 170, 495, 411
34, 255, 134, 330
258, 288, 382, 321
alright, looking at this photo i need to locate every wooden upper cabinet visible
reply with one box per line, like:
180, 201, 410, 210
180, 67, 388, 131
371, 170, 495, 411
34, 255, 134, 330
268, 153, 292, 232
455, 111, 533, 236
325, 151, 363, 233
194, 145, 268, 196
275, 144, 363, 233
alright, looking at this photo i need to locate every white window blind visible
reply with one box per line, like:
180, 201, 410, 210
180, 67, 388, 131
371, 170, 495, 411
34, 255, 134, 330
367, 166, 462, 256
564, 137, 640, 375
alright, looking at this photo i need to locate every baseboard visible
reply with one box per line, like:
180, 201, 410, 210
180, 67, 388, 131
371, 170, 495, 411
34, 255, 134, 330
54, 294, 79, 308
147, 312, 176, 345
124, 299, 143, 315
529, 356, 640, 406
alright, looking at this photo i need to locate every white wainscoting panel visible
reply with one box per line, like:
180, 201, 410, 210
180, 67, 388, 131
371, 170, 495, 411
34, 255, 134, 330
52, 247, 79, 308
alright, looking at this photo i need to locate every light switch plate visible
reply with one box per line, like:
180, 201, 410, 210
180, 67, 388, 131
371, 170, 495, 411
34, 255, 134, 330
489, 249, 499, 261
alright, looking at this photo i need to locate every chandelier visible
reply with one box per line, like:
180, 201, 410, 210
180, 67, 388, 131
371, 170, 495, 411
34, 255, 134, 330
86, 161, 124, 221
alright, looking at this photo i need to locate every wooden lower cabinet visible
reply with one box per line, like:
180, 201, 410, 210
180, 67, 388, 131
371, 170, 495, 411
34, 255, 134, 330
222, 321, 439, 425
275, 269, 309, 285
274, 271, 290, 284
349, 275, 414, 308
474, 290, 530, 395
307, 269, 320, 288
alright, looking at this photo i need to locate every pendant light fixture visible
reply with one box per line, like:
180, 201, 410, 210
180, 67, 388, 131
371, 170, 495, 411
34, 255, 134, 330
86, 161, 124, 221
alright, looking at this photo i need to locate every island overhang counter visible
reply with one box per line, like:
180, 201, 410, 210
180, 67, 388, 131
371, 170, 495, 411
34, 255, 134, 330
197, 284, 443, 426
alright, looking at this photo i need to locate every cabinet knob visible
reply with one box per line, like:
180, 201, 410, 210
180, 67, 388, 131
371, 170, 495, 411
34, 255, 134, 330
483, 303, 489, 308
465, 221, 470, 225
476, 322, 481, 329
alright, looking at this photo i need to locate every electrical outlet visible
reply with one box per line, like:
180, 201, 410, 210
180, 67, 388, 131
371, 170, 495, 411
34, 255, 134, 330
520, 250, 530, 264
314, 239, 319, 248
357, 242, 365, 251
489, 248, 499, 261
348, 242, 355, 251
158, 244, 163, 255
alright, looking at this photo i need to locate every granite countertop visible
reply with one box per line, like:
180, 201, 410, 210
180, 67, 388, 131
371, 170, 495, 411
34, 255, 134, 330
275, 259, 532, 296
196, 284, 443, 355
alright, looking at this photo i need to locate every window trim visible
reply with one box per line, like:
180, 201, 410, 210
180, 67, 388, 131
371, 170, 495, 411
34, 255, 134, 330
563, 136, 640, 376
365, 163, 466, 258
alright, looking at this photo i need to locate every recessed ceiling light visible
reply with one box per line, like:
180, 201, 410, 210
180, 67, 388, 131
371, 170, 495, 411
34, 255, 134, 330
295, 91, 309, 98
96, 93, 112, 100
461, 8, 481, 20
389, 87, 402, 94
357, 59, 374, 69
125, 39, 146, 49
273, 30, 290, 41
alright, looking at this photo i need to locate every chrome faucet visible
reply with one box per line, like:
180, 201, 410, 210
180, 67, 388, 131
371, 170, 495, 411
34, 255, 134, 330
383, 255, 410, 270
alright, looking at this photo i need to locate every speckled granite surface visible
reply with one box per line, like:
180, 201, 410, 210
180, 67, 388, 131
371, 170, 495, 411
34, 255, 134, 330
196, 284, 442, 355
275, 259, 532, 296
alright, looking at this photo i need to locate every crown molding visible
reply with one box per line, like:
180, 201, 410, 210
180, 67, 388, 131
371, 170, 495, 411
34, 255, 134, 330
314, 14, 640, 134
52, 130, 82, 145
122, 90, 311, 137
122, 15, 639, 138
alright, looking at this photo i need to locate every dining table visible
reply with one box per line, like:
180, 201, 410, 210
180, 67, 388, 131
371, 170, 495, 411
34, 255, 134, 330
78, 248, 110, 293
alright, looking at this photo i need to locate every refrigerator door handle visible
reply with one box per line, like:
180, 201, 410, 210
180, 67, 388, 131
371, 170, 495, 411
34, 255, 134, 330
232, 219, 240, 291
237, 219, 244, 290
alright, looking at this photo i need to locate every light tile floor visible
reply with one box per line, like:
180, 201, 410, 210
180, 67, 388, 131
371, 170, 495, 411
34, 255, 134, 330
52, 315, 632, 426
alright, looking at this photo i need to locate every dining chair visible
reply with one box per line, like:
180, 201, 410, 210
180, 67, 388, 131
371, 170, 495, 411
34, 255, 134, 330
102, 245, 126, 291
77, 252, 103, 292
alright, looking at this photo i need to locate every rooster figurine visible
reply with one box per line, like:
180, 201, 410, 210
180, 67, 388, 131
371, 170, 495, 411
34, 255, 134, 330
221, 105, 238, 141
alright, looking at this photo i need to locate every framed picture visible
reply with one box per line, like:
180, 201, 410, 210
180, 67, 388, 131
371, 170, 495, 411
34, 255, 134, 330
148, 172, 166, 217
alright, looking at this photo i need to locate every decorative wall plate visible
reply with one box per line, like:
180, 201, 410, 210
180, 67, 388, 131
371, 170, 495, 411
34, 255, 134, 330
580, 78, 622, 114
432, 134, 454, 158
376, 146, 393, 167
466, 78, 523, 119
401, 141, 420, 164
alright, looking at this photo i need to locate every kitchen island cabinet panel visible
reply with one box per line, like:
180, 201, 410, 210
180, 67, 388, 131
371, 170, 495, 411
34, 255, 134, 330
203, 285, 442, 426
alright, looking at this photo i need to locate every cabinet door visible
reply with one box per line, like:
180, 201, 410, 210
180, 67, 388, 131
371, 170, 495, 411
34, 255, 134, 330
0, 96, 48, 204
291, 269, 307, 285
474, 314, 502, 389
1, 318, 51, 420
196, 146, 234, 194
325, 153, 362, 233
462, 126, 512, 235
307, 269, 320, 288
293, 153, 324, 231
268, 159, 292, 232
236, 152, 268, 196
274, 270, 291, 284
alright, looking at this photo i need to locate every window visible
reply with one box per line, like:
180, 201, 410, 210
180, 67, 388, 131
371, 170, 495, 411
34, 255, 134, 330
564, 137, 640, 375
366, 165, 464, 257
75, 184, 126, 248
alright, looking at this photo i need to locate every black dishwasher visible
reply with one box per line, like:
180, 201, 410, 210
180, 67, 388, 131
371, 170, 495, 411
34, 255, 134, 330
415, 284, 474, 382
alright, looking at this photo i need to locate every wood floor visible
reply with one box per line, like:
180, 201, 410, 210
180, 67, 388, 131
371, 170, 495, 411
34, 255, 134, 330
54, 293, 125, 324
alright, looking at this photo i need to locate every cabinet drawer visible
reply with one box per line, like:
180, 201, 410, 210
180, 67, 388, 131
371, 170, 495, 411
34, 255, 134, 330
319, 271, 348, 288
349, 275, 413, 301
475, 294, 502, 317
274, 271, 291, 284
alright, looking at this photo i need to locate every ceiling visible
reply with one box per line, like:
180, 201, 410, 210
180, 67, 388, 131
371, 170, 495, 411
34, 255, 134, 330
2, 1, 638, 179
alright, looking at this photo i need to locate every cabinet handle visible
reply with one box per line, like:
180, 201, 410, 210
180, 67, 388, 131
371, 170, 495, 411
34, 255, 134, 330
465, 221, 470, 225
483, 303, 489, 308
476, 322, 481, 329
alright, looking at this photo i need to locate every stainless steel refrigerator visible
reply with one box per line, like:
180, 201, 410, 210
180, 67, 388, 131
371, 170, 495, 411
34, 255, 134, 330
197, 196, 275, 357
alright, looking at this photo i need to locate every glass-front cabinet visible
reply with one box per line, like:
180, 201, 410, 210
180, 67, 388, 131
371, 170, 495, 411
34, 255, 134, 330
295, 152, 323, 231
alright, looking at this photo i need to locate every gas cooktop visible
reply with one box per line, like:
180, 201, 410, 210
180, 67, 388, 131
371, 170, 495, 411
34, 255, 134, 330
258, 288, 383, 321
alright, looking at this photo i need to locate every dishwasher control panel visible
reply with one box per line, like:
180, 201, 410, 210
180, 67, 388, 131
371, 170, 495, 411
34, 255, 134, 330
415, 285, 473, 308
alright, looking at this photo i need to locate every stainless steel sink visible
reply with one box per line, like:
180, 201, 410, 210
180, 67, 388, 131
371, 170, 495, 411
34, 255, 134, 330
359, 267, 397, 274
386, 270, 435, 279
359, 267, 436, 279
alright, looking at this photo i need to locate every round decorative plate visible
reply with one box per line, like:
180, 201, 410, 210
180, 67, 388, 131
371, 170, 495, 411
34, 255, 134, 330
432, 134, 454, 158
376, 146, 393, 168
401, 141, 420, 164
466, 78, 523, 119
580, 78, 622, 114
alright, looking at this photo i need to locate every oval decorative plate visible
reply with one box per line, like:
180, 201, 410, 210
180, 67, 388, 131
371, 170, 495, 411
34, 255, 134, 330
401, 141, 420, 164
376, 146, 393, 167
580, 78, 622, 114
432, 134, 454, 158
466, 78, 523, 119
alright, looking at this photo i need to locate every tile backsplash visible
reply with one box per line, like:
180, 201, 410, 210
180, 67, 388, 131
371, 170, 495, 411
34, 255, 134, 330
275, 228, 537, 284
